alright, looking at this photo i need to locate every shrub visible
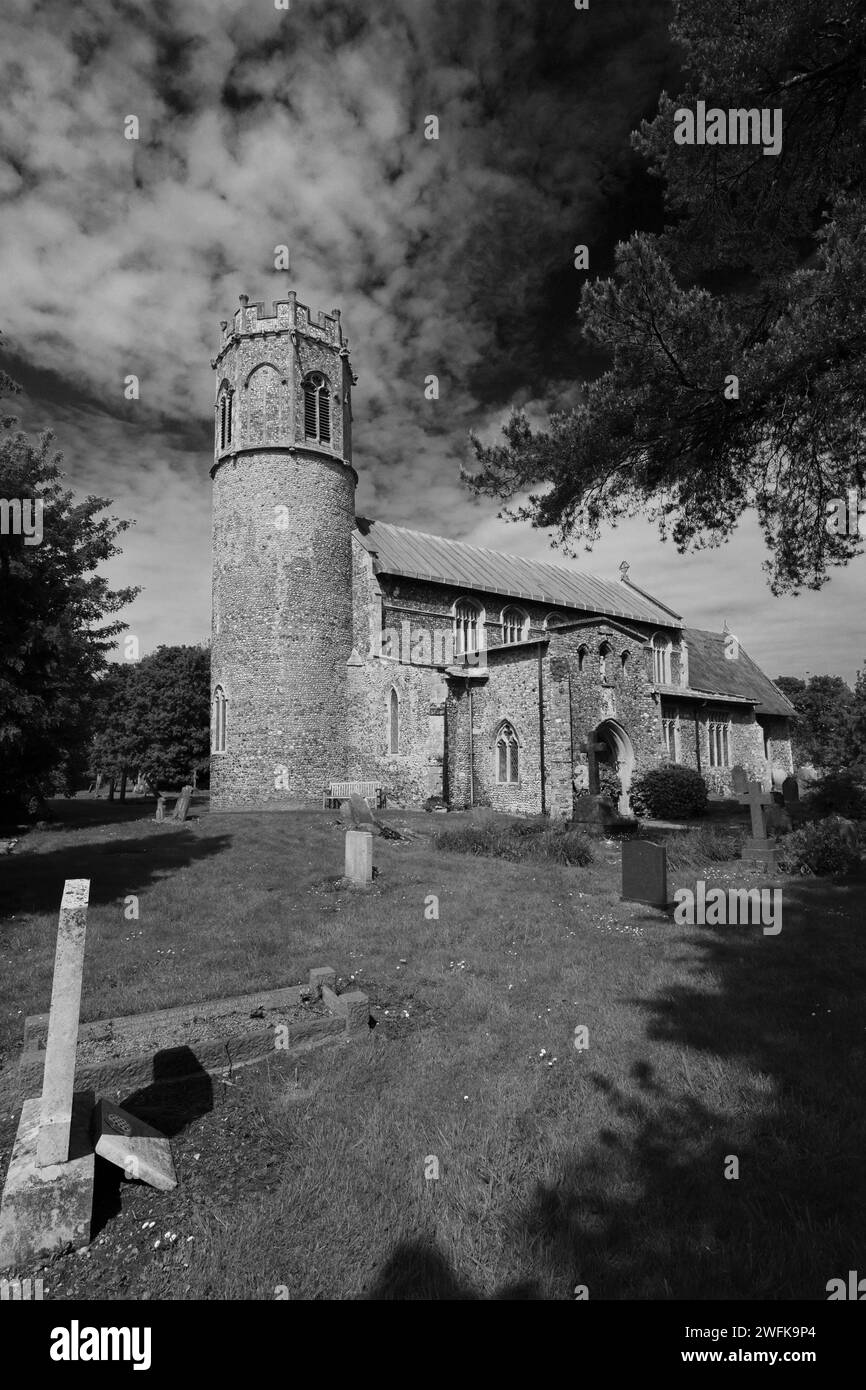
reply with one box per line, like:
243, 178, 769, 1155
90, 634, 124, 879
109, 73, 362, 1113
434, 821, 594, 866
803, 772, 866, 821
776, 819, 861, 877
629, 764, 708, 820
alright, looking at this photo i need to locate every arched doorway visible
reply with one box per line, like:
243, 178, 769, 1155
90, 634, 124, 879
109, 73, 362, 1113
594, 720, 635, 816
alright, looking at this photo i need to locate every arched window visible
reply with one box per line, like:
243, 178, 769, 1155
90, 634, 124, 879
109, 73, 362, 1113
651, 633, 672, 685
501, 606, 527, 644
495, 721, 519, 783
708, 718, 730, 768
599, 641, 612, 681
577, 645, 588, 673
453, 599, 482, 656
621, 650, 630, 673
217, 386, 233, 452
388, 688, 399, 754
303, 372, 331, 444
212, 687, 227, 755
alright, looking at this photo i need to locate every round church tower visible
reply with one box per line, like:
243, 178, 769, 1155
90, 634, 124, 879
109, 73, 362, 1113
209, 290, 356, 808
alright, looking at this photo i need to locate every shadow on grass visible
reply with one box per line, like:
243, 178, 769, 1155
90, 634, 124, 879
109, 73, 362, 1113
365, 1238, 543, 1300
517, 872, 866, 1299
0, 826, 232, 920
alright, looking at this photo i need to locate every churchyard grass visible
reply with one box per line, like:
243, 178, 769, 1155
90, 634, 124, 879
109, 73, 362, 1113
1, 797, 864, 1298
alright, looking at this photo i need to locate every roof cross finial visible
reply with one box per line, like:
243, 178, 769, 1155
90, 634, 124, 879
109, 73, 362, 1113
619, 560, 630, 582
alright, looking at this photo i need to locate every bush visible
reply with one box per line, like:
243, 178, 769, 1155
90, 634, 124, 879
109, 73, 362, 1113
629, 764, 708, 820
776, 818, 862, 876
803, 772, 866, 821
434, 820, 594, 866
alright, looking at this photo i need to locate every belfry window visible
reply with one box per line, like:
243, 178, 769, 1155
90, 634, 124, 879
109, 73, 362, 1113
388, 688, 399, 755
496, 722, 519, 784
218, 391, 233, 451
303, 372, 331, 444
212, 686, 227, 755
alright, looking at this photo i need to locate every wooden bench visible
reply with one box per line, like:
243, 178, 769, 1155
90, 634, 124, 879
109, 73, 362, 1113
323, 780, 385, 810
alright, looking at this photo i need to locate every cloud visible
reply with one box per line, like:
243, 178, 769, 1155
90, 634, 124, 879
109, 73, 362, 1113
1, 0, 862, 680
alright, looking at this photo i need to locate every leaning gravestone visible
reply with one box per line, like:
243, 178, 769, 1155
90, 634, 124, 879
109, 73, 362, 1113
0, 881, 96, 1269
173, 785, 193, 822
730, 765, 749, 796
345, 830, 373, 886
621, 840, 668, 907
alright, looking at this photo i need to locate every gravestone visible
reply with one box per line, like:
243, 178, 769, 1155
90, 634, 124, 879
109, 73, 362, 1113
738, 779, 777, 871
38, 880, 89, 1166
580, 738, 607, 796
93, 1099, 177, 1192
621, 840, 668, 907
173, 785, 193, 822
345, 830, 373, 886
0, 881, 96, 1270
782, 775, 800, 805
731, 765, 749, 796
155, 796, 166, 823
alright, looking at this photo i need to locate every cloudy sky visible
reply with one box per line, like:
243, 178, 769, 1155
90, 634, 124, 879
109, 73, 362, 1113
1, 0, 862, 683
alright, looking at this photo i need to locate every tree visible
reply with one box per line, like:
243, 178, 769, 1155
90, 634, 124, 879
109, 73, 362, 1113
466, 0, 866, 594
773, 673, 853, 769
90, 645, 210, 794
0, 372, 138, 816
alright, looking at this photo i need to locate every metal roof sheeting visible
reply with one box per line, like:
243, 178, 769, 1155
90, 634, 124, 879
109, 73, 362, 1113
682, 628, 797, 717
354, 518, 680, 627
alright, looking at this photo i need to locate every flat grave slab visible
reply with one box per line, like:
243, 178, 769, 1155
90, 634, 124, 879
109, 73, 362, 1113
93, 1099, 177, 1191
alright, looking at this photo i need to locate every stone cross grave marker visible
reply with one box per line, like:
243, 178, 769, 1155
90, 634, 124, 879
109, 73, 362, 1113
621, 840, 668, 907
38, 880, 89, 1167
345, 829, 373, 886
0, 880, 96, 1269
172, 785, 193, 822
737, 779, 777, 870
730, 765, 749, 796
580, 737, 607, 796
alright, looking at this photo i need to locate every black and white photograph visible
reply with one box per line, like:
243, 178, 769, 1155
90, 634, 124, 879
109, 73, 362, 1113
0, 0, 864, 1347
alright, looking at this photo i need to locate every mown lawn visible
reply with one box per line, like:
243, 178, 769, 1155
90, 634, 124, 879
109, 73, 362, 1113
1, 796, 864, 1299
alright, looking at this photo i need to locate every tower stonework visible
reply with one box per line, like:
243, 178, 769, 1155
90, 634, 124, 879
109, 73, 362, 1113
210, 291, 356, 808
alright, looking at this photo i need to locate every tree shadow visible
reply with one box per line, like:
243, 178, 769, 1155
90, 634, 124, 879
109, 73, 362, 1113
0, 826, 233, 920
516, 873, 866, 1298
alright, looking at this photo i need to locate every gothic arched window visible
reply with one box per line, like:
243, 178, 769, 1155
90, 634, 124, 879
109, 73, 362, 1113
621, 650, 630, 673
217, 385, 233, 452
303, 372, 331, 444
651, 633, 672, 685
388, 687, 399, 755
212, 686, 227, 755
453, 599, 482, 656
577, 645, 588, 673
599, 641, 612, 681
501, 606, 528, 644
495, 721, 519, 784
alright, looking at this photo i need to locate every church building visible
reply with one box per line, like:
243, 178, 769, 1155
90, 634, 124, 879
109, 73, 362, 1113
209, 291, 795, 814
